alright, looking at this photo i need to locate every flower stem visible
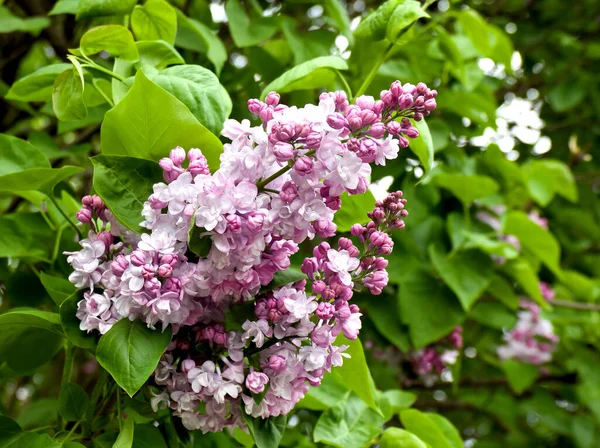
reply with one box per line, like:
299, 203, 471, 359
335, 69, 353, 99
353, 42, 395, 100
50, 195, 83, 238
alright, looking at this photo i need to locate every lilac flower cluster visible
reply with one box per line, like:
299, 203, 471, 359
409, 327, 463, 378
66, 82, 436, 432
497, 293, 559, 365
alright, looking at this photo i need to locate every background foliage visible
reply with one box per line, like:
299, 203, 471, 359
0, 0, 599, 447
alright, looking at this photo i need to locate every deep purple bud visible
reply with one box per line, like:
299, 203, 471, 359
97, 232, 113, 252
157, 264, 173, 278
130, 251, 146, 267
76, 208, 93, 224
304, 132, 322, 149
267, 355, 286, 373
312, 280, 327, 295
369, 122, 386, 139
294, 156, 314, 175
280, 181, 297, 203
327, 113, 347, 130
301, 257, 319, 278
111, 255, 129, 276
314, 219, 337, 238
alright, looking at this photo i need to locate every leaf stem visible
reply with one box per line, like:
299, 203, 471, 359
84, 367, 107, 436
50, 195, 83, 238
546, 298, 600, 311
353, 42, 395, 100
61, 421, 80, 446
335, 69, 353, 99
80, 61, 126, 84
58, 342, 76, 430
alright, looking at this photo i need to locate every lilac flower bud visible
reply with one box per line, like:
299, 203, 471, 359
416, 82, 428, 95
82, 195, 94, 207
357, 139, 377, 163
170, 146, 186, 165
316, 302, 335, 319
386, 121, 401, 135
273, 142, 295, 163
327, 113, 347, 130
350, 224, 366, 237
157, 264, 173, 278
111, 255, 129, 276
364, 270, 388, 295
360, 110, 378, 126
130, 251, 146, 267
312, 325, 333, 347
339, 286, 353, 301
369, 123, 386, 139
325, 196, 341, 211
97, 232, 113, 252
188, 157, 210, 176
265, 91, 280, 106
398, 93, 414, 110
424, 99, 437, 112
181, 359, 196, 373
187, 148, 203, 161
246, 212, 264, 233
159, 157, 175, 172
280, 181, 297, 204
413, 112, 423, 121
369, 231, 387, 247
312, 280, 327, 295
293, 156, 314, 175
304, 132, 322, 149
213, 324, 227, 345
148, 194, 168, 210
336, 305, 352, 320
347, 115, 363, 132
313, 242, 330, 260
301, 257, 319, 278
248, 99, 265, 115
374, 257, 388, 270
380, 89, 395, 106
266, 355, 286, 373
163, 277, 181, 293
160, 254, 178, 266
259, 107, 273, 122
144, 278, 161, 294
390, 80, 402, 97
142, 264, 155, 280
76, 208, 93, 224
226, 214, 242, 233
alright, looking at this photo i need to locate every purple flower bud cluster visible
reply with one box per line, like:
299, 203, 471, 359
409, 327, 463, 378
66, 81, 435, 433
497, 297, 558, 365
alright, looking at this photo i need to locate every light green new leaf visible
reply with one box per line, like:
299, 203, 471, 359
463, 231, 519, 260
331, 335, 379, 412
426, 414, 463, 448
136, 41, 185, 71
225, 0, 278, 48
260, 56, 348, 99
0, 133, 49, 173
77, 0, 137, 19
382, 389, 417, 414
386, 0, 429, 43
429, 245, 493, 310
244, 414, 287, 448
433, 173, 499, 204
59, 383, 89, 421
91, 155, 163, 233
380, 428, 427, 448
146, 65, 232, 136
52, 67, 87, 121
0, 6, 49, 35
503, 210, 562, 276
298, 373, 349, 411
501, 359, 539, 394
408, 119, 434, 176
400, 409, 453, 448
175, 12, 227, 75
501, 258, 544, 305
0, 309, 64, 372
101, 71, 223, 170
96, 319, 172, 397
6, 64, 71, 103
132, 0, 177, 45
60, 292, 98, 350
334, 190, 375, 232
49, 0, 79, 15
113, 415, 135, 448
80, 25, 139, 61
398, 269, 465, 347
40, 272, 75, 306
354, 0, 402, 40
522, 159, 578, 206
324, 0, 352, 40
0, 165, 84, 195
458, 10, 491, 55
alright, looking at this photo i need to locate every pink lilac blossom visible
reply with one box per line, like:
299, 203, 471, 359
497, 296, 559, 365
66, 81, 436, 433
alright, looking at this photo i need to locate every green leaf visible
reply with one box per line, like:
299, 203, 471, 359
313, 395, 383, 448
381, 389, 417, 414
132, 424, 168, 448
501, 258, 544, 305
298, 372, 349, 411
260, 267, 306, 293
146, 65, 232, 136
260, 56, 348, 99
77, 0, 137, 19
334, 190, 375, 232
52, 67, 87, 121
101, 70, 223, 170
0, 133, 49, 173
0, 416, 22, 446
385, 0, 429, 43
503, 211, 562, 276
113, 414, 135, 448
398, 269, 465, 347
0, 165, 84, 195
60, 292, 98, 350
487, 274, 519, 309
0, 309, 64, 372
175, 12, 227, 75
49, 0, 79, 15
462, 231, 519, 260
433, 173, 499, 204
225, 0, 278, 48
380, 428, 427, 448
368, 295, 411, 351
136, 41, 185, 71
400, 409, 453, 448
91, 155, 163, 233
331, 335, 379, 412
0, 6, 50, 35
354, 0, 403, 41
426, 414, 463, 448
470, 302, 517, 330
429, 245, 493, 310
457, 10, 492, 56
548, 81, 586, 113
523, 159, 578, 206
408, 119, 434, 176
4, 432, 60, 448
6, 64, 71, 102
81, 25, 139, 61
96, 319, 172, 397
244, 414, 287, 448
59, 383, 90, 421
132, 0, 177, 44
324, 0, 352, 40
40, 272, 75, 306
0, 213, 54, 261
501, 359, 539, 394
